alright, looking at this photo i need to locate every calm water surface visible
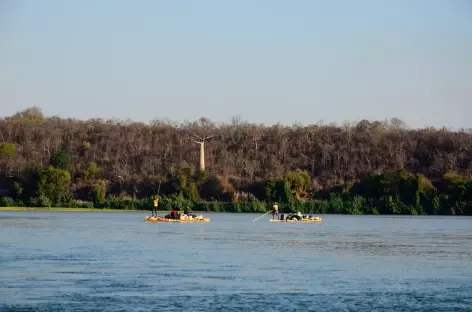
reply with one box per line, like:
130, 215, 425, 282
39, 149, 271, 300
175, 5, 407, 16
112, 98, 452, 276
0, 212, 471, 311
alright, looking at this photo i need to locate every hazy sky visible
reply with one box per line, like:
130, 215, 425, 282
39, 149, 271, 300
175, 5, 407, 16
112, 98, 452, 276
1, 0, 471, 128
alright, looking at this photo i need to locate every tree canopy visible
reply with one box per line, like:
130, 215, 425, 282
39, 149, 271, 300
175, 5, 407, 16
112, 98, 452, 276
0, 107, 471, 215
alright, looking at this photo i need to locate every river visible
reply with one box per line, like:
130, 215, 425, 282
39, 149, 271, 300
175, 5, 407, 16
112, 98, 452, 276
0, 212, 471, 311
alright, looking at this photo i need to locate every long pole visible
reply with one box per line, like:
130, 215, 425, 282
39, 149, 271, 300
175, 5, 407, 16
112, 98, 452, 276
252, 211, 271, 222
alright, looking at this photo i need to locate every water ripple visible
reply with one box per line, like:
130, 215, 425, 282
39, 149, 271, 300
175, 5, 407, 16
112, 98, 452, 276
0, 212, 471, 311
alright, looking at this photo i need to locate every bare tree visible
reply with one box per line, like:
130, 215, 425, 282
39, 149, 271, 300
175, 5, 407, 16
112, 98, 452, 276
188, 117, 216, 173
191, 134, 214, 172
0, 108, 471, 198
390, 117, 407, 131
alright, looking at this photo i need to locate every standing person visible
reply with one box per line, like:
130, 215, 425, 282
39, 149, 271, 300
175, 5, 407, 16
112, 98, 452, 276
272, 202, 279, 219
152, 196, 159, 217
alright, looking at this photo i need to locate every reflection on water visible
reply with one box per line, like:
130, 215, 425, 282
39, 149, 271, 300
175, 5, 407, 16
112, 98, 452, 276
0, 212, 471, 311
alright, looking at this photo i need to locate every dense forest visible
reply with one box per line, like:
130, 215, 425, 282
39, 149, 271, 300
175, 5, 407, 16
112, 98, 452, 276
0, 107, 471, 215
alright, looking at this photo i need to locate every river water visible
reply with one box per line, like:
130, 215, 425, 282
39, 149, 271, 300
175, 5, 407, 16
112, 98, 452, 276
0, 212, 471, 311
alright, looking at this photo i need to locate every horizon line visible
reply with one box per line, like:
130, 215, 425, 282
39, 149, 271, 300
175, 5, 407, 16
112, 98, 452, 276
1, 106, 470, 132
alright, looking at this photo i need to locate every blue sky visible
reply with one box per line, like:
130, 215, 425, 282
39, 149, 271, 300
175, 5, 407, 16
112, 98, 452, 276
1, 0, 471, 128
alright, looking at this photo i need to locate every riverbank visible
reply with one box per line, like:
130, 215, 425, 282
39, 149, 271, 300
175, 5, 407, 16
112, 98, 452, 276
1, 192, 471, 215
0, 207, 143, 212
0, 207, 230, 213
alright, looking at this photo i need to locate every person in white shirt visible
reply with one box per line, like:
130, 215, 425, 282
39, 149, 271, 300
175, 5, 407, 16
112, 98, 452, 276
272, 202, 279, 219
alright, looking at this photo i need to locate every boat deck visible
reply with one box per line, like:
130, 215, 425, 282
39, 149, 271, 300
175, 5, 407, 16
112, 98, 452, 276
269, 218, 322, 223
145, 216, 210, 223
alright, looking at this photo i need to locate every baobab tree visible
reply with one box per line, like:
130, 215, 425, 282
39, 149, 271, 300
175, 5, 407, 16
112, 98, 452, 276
191, 134, 213, 172
188, 117, 216, 173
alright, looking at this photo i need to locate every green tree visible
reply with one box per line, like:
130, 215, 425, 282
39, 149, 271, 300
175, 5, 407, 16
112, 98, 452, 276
13, 182, 23, 199
263, 179, 294, 204
50, 151, 70, 170
264, 180, 277, 202
0, 143, 15, 157
431, 195, 441, 215
38, 166, 71, 203
85, 161, 102, 179
276, 179, 295, 205
11, 107, 44, 123
90, 179, 107, 202
286, 169, 311, 200
184, 182, 200, 202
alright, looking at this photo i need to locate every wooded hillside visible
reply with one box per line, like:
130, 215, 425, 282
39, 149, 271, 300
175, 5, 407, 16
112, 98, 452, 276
0, 107, 471, 214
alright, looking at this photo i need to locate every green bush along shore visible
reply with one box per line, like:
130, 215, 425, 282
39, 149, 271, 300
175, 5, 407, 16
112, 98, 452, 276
1, 165, 471, 215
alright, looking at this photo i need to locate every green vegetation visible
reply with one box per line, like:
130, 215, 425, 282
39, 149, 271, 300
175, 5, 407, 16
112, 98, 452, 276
0, 142, 15, 157
1, 107, 472, 215
1, 167, 471, 215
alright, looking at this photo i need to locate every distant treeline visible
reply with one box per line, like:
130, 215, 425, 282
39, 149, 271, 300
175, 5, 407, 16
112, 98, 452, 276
0, 107, 472, 215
